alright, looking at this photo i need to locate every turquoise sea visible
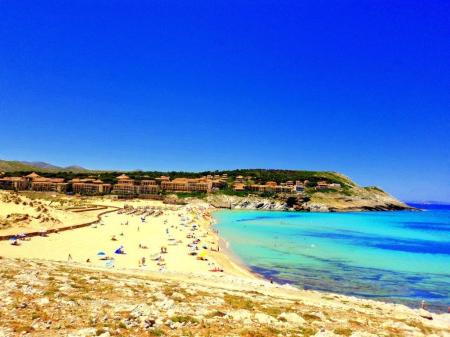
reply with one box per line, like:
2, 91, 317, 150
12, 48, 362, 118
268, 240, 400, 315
214, 207, 450, 312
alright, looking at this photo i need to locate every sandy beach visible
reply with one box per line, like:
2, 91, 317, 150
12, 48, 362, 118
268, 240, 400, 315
0, 191, 254, 279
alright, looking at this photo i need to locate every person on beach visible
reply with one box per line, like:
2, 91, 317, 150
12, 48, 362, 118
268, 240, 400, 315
421, 300, 427, 310
115, 246, 126, 254
68, 254, 72, 261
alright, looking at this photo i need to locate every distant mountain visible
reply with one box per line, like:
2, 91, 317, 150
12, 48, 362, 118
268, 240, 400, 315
64, 165, 88, 171
406, 202, 450, 210
0, 159, 90, 173
20, 161, 64, 171
406, 200, 450, 205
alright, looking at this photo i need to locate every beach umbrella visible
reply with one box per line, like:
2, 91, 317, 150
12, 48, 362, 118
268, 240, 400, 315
9, 236, 17, 241
97, 252, 106, 256
199, 250, 207, 258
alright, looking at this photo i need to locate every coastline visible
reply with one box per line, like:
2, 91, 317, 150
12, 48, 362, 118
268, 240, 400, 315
208, 207, 450, 314
1, 193, 450, 335
215, 228, 262, 280
205, 209, 260, 279
0, 192, 447, 310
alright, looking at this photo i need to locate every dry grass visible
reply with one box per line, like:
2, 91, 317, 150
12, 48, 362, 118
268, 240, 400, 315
223, 293, 254, 310
0, 258, 446, 337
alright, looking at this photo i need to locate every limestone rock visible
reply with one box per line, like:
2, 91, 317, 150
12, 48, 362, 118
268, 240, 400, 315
254, 312, 276, 324
313, 330, 339, 337
278, 312, 306, 325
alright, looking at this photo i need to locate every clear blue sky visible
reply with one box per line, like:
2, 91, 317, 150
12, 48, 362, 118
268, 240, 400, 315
0, 1, 449, 202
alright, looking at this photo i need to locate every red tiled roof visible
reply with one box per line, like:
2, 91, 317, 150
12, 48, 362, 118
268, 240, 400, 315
26, 172, 41, 178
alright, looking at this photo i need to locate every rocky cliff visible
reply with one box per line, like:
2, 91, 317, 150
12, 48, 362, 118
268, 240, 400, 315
205, 186, 412, 212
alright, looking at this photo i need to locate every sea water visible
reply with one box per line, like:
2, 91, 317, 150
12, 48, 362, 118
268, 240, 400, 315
214, 207, 450, 312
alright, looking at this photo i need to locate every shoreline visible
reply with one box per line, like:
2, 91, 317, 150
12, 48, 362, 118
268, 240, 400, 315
215, 229, 262, 280
0, 192, 447, 314
208, 207, 450, 314
200, 208, 259, 279
210, 206, 419, 213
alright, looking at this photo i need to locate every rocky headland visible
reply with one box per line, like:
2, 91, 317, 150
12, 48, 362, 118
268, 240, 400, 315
201, 186, 412, 212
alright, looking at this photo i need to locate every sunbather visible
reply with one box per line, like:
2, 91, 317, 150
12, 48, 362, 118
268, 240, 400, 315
100, 255, 114, 261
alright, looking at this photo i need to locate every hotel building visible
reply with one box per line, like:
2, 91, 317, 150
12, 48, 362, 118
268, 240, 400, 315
294, 180, 305, 193
111, 175, 160, 196
247, 181, 293, 193
314, 181, 342, 190
24, 172, 68, 193
160, 177, 212, 192
0, 176, 29, 191
232, 182, 246, 191
112, 174, 138, 196
31, 178, 68, 193
72, 178, 112, 195
139, 180, 160, 195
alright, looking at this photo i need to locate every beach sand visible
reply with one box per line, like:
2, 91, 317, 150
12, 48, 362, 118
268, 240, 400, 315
0, 192, 255, 278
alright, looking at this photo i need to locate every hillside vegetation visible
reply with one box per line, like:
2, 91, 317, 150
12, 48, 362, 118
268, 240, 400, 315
0, 160, 88, 173
2, 161, 356, 187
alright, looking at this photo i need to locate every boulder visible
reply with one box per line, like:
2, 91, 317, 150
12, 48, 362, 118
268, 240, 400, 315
313, 330, 339, 337
254, 312, 275, 324
278, 312, 306, 325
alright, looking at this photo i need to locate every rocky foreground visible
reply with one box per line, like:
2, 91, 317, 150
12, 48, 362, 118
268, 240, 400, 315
1, 258, 449, 337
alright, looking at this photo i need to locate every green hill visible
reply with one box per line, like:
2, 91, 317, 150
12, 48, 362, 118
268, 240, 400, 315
0, 160, 89, 173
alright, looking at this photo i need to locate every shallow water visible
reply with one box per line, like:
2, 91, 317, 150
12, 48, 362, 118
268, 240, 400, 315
214, 208, 450, 312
